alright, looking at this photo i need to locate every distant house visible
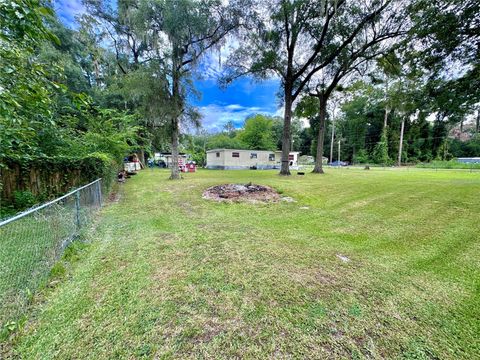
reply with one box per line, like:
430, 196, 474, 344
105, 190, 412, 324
457, 157, 480, 164
206, 149, 300, 170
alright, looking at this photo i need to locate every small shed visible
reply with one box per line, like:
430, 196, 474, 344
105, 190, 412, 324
206, 149, 300, 170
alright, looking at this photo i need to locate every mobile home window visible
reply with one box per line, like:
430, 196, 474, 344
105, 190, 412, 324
232, 152, 240, 158
288, 154, 294, 160
216, 152, 220, 157
250, 153, 257, 159
269, 154, 275, 161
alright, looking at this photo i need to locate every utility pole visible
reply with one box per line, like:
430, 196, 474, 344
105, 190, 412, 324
398, 119, 405, 166
330, 117, 335, 164
329, 101, 337, 164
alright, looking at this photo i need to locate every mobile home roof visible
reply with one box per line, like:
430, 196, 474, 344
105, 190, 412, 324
206, 149, 299, 154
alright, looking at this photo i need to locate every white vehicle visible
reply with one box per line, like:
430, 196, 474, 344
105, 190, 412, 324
124, 161, 142, 173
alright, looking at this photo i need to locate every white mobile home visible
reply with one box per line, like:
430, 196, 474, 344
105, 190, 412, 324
457, 157, 480, 164
206, 149, 300, 170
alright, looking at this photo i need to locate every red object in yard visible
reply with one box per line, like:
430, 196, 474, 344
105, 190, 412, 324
177, 159, 196, 173
187, 162, 197, 172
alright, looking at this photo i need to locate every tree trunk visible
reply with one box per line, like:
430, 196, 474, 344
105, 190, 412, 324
398, 118, 405, 166
170, 56, 182, 180
383, 107, 390, 129
280, 88, 293, 175
476, 110, 479, 134
313, 95, 327, 173
170, 116, 181, 179
139, 149, 145, 166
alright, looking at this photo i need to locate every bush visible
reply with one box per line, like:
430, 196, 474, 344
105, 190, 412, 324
13, 190, 36, 210
372, 128, 393, 165
0, 153, 119, 212
353, 149, 370, 164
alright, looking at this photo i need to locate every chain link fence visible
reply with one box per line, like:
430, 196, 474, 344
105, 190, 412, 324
0, 179, 103, 329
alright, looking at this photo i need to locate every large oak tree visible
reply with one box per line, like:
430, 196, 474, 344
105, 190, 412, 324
225, 0, 406, 175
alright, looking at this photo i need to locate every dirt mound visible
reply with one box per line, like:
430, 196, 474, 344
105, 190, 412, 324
203, 183, 280, 203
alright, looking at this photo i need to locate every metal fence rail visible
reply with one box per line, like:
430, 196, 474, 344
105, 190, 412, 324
0, 179, 103, 328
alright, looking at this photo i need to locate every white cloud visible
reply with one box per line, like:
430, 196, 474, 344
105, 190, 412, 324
197, 103, 277, 132
225, 104, 245, 110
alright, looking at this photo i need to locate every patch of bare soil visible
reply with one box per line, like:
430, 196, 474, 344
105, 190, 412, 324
203, 183, 280, 203
108, 190, 121, 203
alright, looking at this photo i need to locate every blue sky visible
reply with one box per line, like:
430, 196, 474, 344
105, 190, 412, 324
55, 0, 281, 132
192, 77, 281, 132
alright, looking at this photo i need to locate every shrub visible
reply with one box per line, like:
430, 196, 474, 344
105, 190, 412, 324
0, 153, 119, 212
13, 190, 36, 210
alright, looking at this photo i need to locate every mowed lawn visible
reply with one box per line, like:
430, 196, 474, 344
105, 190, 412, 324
9, 168, 480, 359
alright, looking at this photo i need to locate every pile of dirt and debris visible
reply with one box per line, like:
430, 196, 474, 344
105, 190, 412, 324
203, 183, 280, 203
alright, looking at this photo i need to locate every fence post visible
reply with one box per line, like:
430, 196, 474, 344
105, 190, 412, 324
75, 191, 81, 230
98, 180, 103, 207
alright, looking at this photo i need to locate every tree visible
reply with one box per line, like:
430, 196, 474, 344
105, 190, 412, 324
0, 0, 60, 159
304, 5, 405, 173
405, 0, 480, 126
223, 121, 237, 137
135, 0, 239, 179
373, 127, 391, 165
272, 116, 302, 151
0, 0, 146, 177
206, 133, 247, 150
238, 114, 276, 150
225, 0, 405, 175
295, 96, 322, 156
85, 0, 240, 179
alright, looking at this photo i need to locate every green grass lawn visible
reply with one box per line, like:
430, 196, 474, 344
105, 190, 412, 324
7, 168, 480, 359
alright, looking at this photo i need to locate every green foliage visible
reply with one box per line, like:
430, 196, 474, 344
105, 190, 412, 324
0, 0, 62, 159
206, 134, 247, 151
0, 8, 143, 206
222, 121, 237, 138
13, 191, 36, 210
62, 108, 143, 163
0, 2, 144, 176
85, 0, 239, 178
182, 133, 208, 166
1, 154, 118, 211
405, 1, 479, 122
237, 115, 276, 150
373, 128, 391, 165
353, 149, 370, 164
449, 135, 480, 157
332, 79, 480, 166
416, 160, 480, 169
